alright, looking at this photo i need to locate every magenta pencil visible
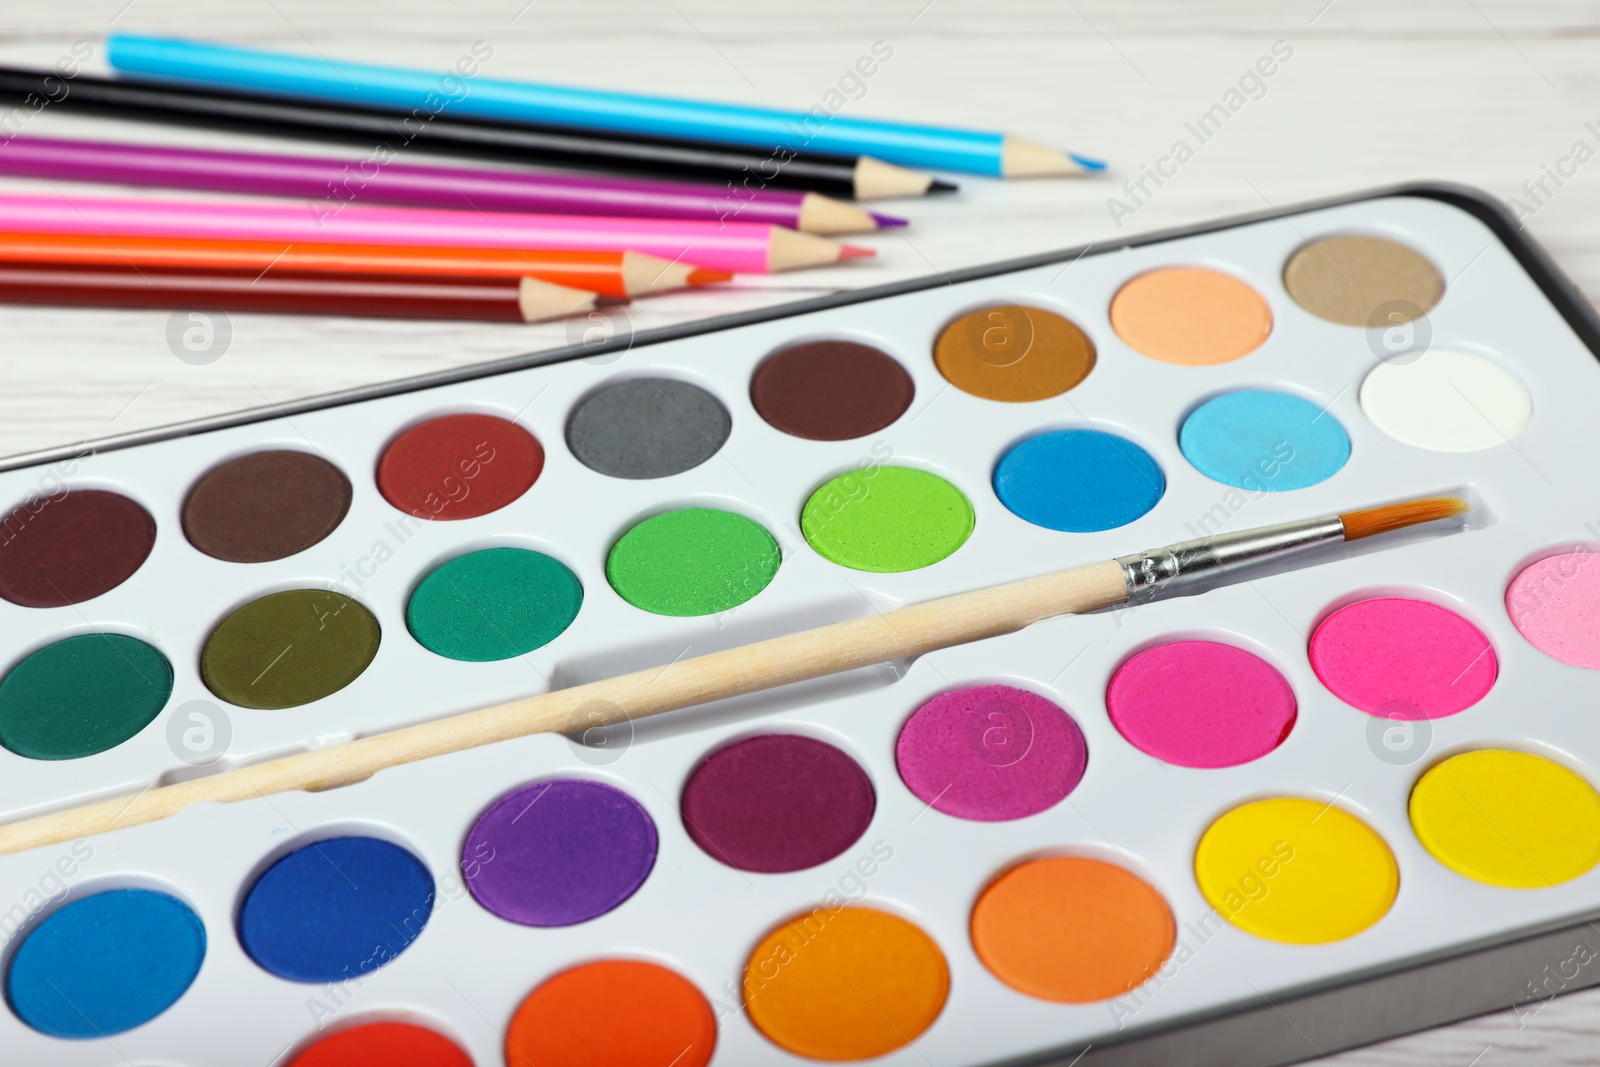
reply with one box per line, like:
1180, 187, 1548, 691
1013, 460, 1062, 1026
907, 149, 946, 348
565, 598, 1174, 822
0, 192, 874, 273
0, 135, 901, 235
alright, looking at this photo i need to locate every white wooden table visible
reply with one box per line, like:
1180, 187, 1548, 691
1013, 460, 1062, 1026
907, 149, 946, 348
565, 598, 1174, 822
2, 1, 1598, 1062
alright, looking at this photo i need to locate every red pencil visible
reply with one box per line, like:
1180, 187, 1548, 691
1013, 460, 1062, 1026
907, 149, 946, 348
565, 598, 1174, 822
0, 263, 597, 322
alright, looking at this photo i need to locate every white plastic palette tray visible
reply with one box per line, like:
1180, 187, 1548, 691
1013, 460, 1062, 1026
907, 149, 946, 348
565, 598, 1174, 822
1, 185, 1598, 1066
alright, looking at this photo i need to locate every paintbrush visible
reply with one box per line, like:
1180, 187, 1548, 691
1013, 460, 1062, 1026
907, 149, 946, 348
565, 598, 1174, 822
0, 494, 1468, 857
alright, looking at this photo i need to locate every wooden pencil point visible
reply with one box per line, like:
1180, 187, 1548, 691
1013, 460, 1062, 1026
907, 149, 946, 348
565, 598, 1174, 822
852, 156, 936, 199
795, 193, 880, 235
618, 250, 701, 296
516, 277, 597, 322
999, 135, 1089, 178
765, 227, 852, 272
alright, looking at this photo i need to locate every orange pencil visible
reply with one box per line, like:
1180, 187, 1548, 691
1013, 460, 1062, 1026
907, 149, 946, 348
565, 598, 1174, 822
0, 232, 728, 299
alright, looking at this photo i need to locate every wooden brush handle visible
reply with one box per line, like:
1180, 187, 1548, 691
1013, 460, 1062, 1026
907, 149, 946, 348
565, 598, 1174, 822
0, 559, 1128, 857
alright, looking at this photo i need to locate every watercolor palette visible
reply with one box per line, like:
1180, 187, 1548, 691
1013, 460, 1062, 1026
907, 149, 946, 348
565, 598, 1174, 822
1, 185, 1599, 1066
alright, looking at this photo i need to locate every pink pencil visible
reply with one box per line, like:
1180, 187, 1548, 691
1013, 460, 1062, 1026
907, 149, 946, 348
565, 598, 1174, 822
0, 192, 872, 273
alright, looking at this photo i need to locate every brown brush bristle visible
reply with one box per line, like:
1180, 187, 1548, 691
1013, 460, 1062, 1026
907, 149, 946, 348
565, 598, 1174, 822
1339, 496, 1470, 541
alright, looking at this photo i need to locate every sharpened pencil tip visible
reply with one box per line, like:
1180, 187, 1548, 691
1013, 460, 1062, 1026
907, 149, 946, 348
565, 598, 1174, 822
1000, 136, 1086, 178
839, 245, 877, 260
928, 179, 960, 194
870, 213, 908, 228
686, 268, 732, 285
1070, 153, 1107, 172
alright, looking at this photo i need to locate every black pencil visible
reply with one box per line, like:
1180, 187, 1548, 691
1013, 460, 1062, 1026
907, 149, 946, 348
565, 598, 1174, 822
0, 67, 954, 201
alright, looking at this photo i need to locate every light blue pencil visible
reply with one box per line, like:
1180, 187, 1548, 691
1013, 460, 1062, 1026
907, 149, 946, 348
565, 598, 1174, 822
106, 34, 1102, 179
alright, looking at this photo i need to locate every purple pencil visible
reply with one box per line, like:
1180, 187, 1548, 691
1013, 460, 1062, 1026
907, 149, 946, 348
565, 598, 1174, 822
0, 135, 905, 235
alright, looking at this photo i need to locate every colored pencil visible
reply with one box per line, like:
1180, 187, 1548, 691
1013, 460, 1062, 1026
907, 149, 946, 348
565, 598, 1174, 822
0, 496, 1464, 856
0, 135, 899, 235
106, 33, 1101, 178
0, 262, 597, 322
0, 66, 947, 200
0, 232, 723, 299
0, 193, 873, 274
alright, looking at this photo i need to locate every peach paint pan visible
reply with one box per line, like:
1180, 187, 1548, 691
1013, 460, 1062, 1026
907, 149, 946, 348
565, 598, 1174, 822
0, 185, 1596, 1067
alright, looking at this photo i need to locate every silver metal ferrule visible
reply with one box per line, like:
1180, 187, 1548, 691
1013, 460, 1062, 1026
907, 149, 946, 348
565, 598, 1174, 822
1115, 515, 1346, 600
